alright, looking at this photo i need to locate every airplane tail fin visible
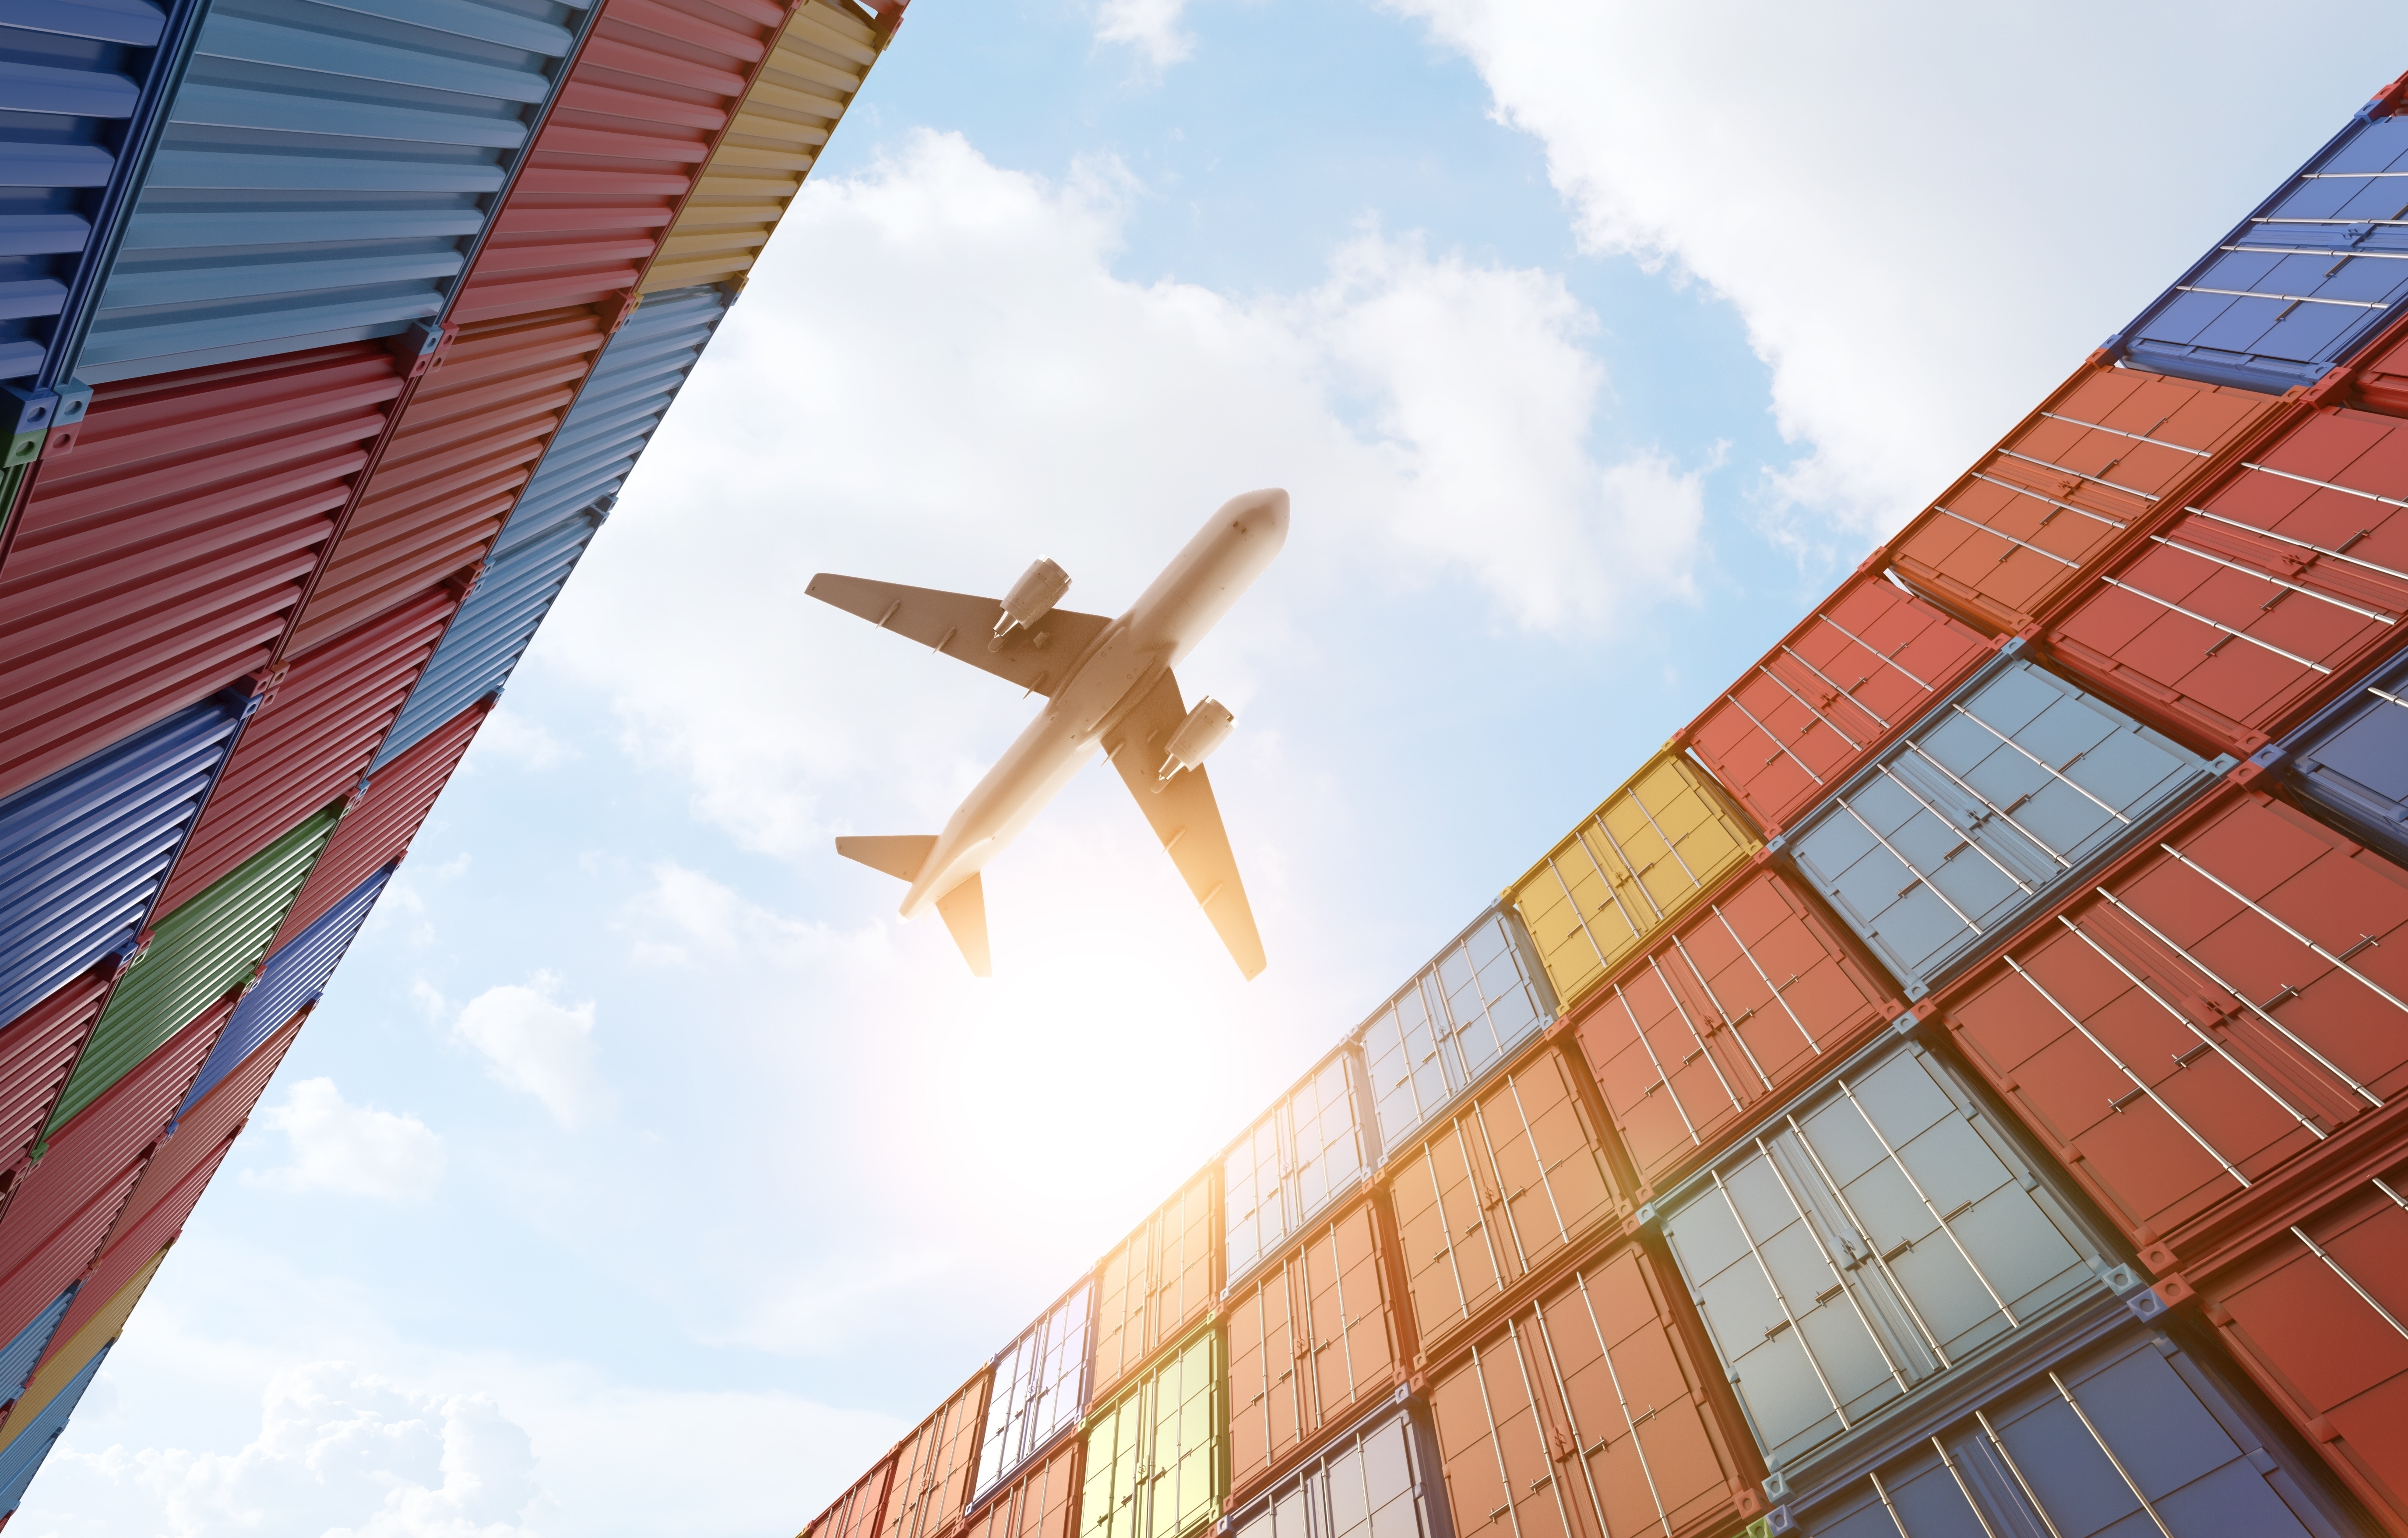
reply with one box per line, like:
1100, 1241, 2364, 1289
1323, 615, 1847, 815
934, 873, 991, 978
836, 834, 936, 882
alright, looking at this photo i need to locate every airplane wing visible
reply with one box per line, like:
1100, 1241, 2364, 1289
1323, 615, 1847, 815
1101, 670, 1267, 979
805, 574, 1111, 697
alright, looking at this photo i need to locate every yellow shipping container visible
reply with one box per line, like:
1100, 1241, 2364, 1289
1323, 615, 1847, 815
1505, 746, 1762, 1012
0, 1245, 169, 1450
1080, 1323, 1222, 1538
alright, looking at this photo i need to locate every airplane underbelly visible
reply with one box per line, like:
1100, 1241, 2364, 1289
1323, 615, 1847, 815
903, 728, 1098, 916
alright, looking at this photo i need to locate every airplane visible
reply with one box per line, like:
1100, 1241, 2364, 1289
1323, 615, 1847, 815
808, 489, 1290, 980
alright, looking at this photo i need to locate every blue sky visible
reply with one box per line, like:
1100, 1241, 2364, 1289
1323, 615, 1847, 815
19, 4, 2408, 1534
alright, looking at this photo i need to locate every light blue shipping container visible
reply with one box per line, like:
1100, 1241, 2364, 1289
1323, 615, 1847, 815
0, 1339, 106, 1515
373, 284, 731, 767
0, 1286, 76, 1405
1353, 904, 1553, 1159
973, 1280, 1093, 1499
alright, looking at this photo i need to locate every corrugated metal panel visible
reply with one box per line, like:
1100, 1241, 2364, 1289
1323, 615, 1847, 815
47, 801, 335, 1130
2045, 403, 2408, 756
8, 1245, 164, 1440
1387, 1047, 1624, 1355
805, 1457, 896, 1538
279, 694, 486, 943
0, 344, 405, 803
975, 1280, 1094, 1499
2280, 645, 2408, 867
0, 1152, 141, 1351
0, 1340, 106, 1514
883, 1370, 992, 1538
71, 0, 593, 384
53, 1127, 229, 1347
0, 970, 109, 1174
0, 695, 243, 1032
1651, 1037, 2121, 1482
638, 0, 874, 293
1091, 1167, 1215, 1405
1353, 906, 1554, 1159
1775, 649, 2228, 999
1886, 361, 2282, 636
2113, 84, 2408, 395
0, 1288, 77, 1407
1683, 570, 2000, 837
1225, 1052, 1369, 1284
1426, 1237, 1760, 1538
183, 864, 387, 1114
1507, 751, 1761, 1017
1938, 787, 2408, 1271
1228, 1405, 1450, 1538
285, 306, 609, 656
1570, 863, 1899, 1198
155, 589, 448, 912
1226, 1196, 1401, 1501
1079, 1325, 1222, 1538
961, 1436, 1078, 1538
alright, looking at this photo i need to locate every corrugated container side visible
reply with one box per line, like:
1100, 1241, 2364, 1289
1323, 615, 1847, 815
961, 1436, 1079, 1538
2042, 402, 2408, 758
47, 802, 336, 1130
283, 307, 611, 656
1387, 1045, 1626, 1358
1885, 361, 2284, 635
1506, 750, 1762, 1017
974, 1280, 1094, 1500
2277, 644, 2408, 867
1092, 1167, 1217, 1405
71, 0, 592, 384
638, 0, 875, 293
1425, 1230, 1761, 1538
0, 1153, 142, 1351
2111, 81, 2408, 395
2342, 304, 2408, 417
0, 971, 112, 1174
184, 864, 390, 1113
804, 1456, 896, 1538
1079, 1323, 1223, 1538
1681, 568, 2002, 837
283, 696, 489, 942
0, 1340, 108, 1515
0, 344, 406, 802
1353, 905, 1554, 1160
0, 1288, 78, 1410
155, 591, 451, 913
1225, 1402, 1451, 1538
883, 1369, 993, 1538
1568, 860, 1901, 1199
6, 1245, 166, 1440
1773, 649, 2229, 998
1937, 786, 2408, 1274
1225, 1051, 1371, 1286
0, 695, 243, 1031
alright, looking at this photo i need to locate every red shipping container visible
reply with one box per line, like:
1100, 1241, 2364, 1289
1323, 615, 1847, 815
0, 346, 408, 801
156, 591, 456, 914
804, 1455, 895, 1538
1091, 1166, 1217, 1403
883, 1370, 990, 1538
1387, 1046, 1625, 1357
1887, 361, 2283, 635
1567, 862, 1900, 1199
961, 1437, 1079, 1538
2043, 403, 2408, 756
1938, 787, 2408, 1272
271, 698, 493, 950
1680, 568, 1999, 834
1227, 1195, 1405, 1503
2343, 310, 2408, 419
284, 310, 613, 658
45, 1135, 233, 1356
0, 1152, 142, 1351
1425, 1235, 1760, 1538
0, 969, 111, 1172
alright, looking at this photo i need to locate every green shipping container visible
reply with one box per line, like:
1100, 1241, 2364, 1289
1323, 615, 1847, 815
1081, 1325, 1224, 1538
48, 804, 341, 1130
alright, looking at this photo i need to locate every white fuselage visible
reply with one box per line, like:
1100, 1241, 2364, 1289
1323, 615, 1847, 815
899, 490, 1290, 917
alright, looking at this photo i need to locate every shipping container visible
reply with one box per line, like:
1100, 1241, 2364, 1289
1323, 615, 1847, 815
0, 970, 112, 1175
2043, 402, 2408, 757
1506, 750, 1761, 1017
155, 590, 451, 913
1354, 906, 1553, 1161
2274, 628, 2408, 868
1758, 1317, 2363, 1538
1225, 1402, 1448, 1538
2110, 78, 2408, 395
1080, 1323, 1223, 1538
278, 696, 487, 944
8, 1245, 166, 1439
2190, 1162, 2408, 1535
963, 1436, 1080, 1538
0, 1143, 142, 1353
69, 0, 591, 384
1885, 361, 2281, 636
1094, 1168, 1217, 1404
884, 1369, 992, 1538
977, 1280, 1095, 1499
1648, 1035, 2131, 1486
1387, 1046, 1625, 1356
1227, 1052, 1372, 1285
1568, 863, 1900, 1199
1938, 787, 2408, 1273
1425, 1233, 1760, 1538
2343, 306, 2408, 417
0, 694, 243, 1032
1227, 1196, 1405, 1502
805, 1455, 896, 1538
1772, 649, 2228, 998
0, 1341, 106, 1515
1681, 568, 2001, 837
0, 1288, 77, 1410
638, 0, 876, 293
0, 344, 406, 803
46, 802, 335, 1130
183, 864, 390, 1113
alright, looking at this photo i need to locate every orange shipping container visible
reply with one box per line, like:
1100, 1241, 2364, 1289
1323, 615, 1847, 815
804, 1456, 896, 1538
1093, 1167, 1218, 1402
884, 1369, 993, 1538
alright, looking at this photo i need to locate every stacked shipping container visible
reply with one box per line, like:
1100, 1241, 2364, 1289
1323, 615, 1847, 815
795, 70, 2408, 1538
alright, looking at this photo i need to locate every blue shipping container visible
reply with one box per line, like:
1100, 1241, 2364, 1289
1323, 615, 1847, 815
2270, 645, 2408, 869
2112, 87, 2408, 394
1771, 646, 2228, 998
0, 1340, 105, 1514
0, 693, 246, 1034
0, 1285, 74, 1404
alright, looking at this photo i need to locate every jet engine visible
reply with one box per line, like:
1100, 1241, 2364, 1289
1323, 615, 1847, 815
1155, 697, 1235, 789
990, 557, 1071, 651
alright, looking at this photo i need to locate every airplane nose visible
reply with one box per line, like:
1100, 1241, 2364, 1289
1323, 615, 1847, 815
1221, 487, 1290, 547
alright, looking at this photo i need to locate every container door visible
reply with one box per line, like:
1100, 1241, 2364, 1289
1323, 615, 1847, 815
2289, 670, 2408, 864
1362, 981, 1454, 1155
1428, 1325, 1581, 1538
1153, 1170, 1218, 1358
1391, 1117, 1511, 1343
1083, 1385, 1147, 1538
1095, 1228, 1148, 1401
1443, 912, 1550, 1084
1288, 1058, 1365, 1238
1228, 1115, 1287, 1280
1152, 1332, 1222, 1538
1230, 1257, 1302, 1492
1579, 959, 1754, 1194
831, 1462, 894, 1538
1300, 1204, 1395, 1437
1479, 1053, 1617, 1289
1320, 1413, 1429, 1538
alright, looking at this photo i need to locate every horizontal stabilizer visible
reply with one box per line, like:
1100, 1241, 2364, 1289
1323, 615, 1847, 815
836, 834, 936, 882
806, 574, 1111, 697
936, 872, 991, 977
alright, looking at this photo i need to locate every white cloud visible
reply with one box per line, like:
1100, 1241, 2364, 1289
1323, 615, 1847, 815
470, 709, 572, 770
1095, 0, 1193, 67
449, 977, 612, 1129
251, 1081, 444, 1203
